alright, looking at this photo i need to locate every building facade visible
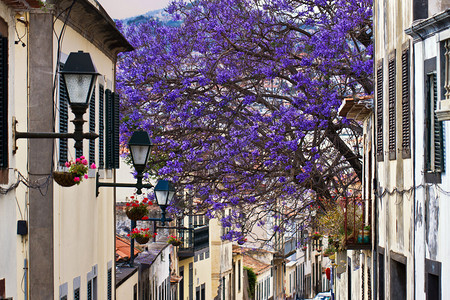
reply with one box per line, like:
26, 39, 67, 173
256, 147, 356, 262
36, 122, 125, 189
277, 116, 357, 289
0, 1, 131, 299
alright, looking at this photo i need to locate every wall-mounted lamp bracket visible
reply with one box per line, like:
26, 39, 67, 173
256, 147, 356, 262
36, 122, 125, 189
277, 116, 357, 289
12, 115, 98, 154
95, 172, 153, 197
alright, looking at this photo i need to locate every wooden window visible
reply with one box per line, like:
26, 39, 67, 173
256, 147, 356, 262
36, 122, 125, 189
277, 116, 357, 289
89, 86, 96, 165
107, 268, 112, 300
376, 63, 384, 161
388, 55, 396, 160
87, 279, 92, 300
98, 85, 104, 168
401, 48, 411, 158
105, 90, 120, 169
426, 73, 444, 174
59, 64, 68, 165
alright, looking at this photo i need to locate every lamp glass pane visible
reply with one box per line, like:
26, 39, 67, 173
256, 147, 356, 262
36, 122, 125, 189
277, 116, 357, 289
168, 191, 175, 203
155, 190, 168, 206
130, 145, 149, 166
64, 74, 93, 104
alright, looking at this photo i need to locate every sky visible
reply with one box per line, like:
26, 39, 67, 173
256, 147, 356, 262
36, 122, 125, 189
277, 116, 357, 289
97, 0, 171, 19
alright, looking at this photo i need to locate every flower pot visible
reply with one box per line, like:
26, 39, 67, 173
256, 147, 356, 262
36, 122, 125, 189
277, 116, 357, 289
126, 209, 147, 221
52, 171, 77, 187
135, 235, 150, 244
169, 240, 182, 246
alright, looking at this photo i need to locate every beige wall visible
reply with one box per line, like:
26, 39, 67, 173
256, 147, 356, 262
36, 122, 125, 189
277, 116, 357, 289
116, 271, 138, 300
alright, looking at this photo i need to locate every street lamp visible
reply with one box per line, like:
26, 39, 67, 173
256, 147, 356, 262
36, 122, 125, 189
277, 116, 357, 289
153, 179, 176, 224
13, 51, 99, 153
96, 131, 153, 196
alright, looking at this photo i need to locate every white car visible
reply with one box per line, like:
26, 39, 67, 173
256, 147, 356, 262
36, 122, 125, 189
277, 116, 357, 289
313, 291, 332, 300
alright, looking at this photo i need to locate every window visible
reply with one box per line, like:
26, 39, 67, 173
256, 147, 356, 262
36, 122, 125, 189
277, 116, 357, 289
105, 90, 120, 169
107, 268, 112, 300
238, 260, 241, 291
401, 47, 411, 158
0, 26, 7, 183
89, 86, 96, 165
98, 84, 104, 168
425, 259, 441, 300
376, 62, 384, 161
426, 73, 444, 175
59, 64, 68, 165
388, 54, 396, 160
74, 288, 80, 300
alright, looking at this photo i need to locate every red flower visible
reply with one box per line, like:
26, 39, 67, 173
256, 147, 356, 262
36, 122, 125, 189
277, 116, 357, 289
130, 196, 135, 199
126, 203, 130, 207
142, 216, 149, 220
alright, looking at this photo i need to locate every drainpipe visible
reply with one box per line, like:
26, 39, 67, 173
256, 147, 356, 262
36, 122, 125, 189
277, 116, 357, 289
24, 258, 28, 300
373, 114, 378, 300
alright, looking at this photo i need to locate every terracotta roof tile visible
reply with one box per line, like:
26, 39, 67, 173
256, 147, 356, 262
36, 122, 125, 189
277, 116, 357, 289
116, 235, 141, 261
243, 254, 271, 275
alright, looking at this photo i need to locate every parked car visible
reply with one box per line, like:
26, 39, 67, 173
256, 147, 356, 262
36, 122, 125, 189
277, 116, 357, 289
313, 291, 332, 300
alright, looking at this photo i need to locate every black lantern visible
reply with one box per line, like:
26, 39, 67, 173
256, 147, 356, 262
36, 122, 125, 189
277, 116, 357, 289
128, 131, 152, 174
154, 180, 176, 208
60, 51, 99, 106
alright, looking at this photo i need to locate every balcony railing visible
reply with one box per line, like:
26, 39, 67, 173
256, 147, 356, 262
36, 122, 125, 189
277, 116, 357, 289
343, 196, 371, 250
177, 225, 209, 258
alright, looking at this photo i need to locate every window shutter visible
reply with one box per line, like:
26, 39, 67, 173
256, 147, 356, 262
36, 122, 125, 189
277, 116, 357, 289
105, 89, 113, 169
74, 288, 80, 300
376, 63, 384, 161
89, 86, 96, 165
87, 280, 92, 300
388, 55, 396, 160
433, 74, 444, 172
99, 85, 104, 169
107, 268, 112, 300
0, 35, 7, 169
59, 64, 68, 165
113, 92, 120, 169
401, 49, 411, 158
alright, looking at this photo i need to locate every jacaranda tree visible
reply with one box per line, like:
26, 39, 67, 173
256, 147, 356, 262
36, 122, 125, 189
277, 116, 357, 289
117, 0, 373, 246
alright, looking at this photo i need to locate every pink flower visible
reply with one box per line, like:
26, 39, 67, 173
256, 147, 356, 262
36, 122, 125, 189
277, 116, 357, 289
65, 161, 71, 168
73, 177, 80, 182
80, 156, 85, 160
81, 159, 88, 165
90, 163, 96, 169
84, 174, 89, 179
76, 158, 80, 163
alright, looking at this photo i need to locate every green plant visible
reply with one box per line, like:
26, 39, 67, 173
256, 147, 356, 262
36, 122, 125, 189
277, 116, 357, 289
364, 225, 371, 231
64, 156, 96, 184
244, 266, 256, 299
125, 195, 151, 220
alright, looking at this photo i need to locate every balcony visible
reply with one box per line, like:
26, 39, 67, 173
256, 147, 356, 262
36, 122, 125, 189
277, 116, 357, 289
284, 237, 297, 257
343, 196, 371, 250
177, 225, 209, 259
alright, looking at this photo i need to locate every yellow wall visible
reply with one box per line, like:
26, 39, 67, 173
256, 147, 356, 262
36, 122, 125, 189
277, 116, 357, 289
52, 18, 117, 300
116, 271, 138, 300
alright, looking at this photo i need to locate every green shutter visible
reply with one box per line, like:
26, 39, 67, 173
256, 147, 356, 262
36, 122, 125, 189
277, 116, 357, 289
89, 87, 96, 165
87, 280, 92, 300
0, 36, 7, 168
376, 63, 383, 161
99, 85, 104, 169
105, 89, 113, 169
433, 74, 444, 172
113, 92, 120, 169
388, 55, 396, 160
59, 64, 68, 165
401, 49, 411, 158
107, 268, 112, 300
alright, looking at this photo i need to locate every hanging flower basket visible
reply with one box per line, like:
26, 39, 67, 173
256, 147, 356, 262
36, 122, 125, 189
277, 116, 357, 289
54, 156, 96, 187
135, 235, 150, 244
312, 232, 322, 240
128, 228, 155, 245
125, 196, 151, 220
126, 209, 147, 221
52, 171, 77, 187
167, 235, 182, 246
